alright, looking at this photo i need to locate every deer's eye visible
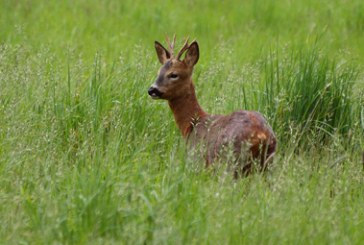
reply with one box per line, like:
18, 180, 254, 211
169, 73, 179, 80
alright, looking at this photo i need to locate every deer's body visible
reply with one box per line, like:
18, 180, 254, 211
148, 37, 276, 175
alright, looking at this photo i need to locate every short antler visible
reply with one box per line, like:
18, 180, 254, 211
165, 35, 190, 60
177, 37, 190, 60
165, 34, 176, 57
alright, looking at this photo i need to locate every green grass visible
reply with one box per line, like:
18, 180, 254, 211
0, 0, 364, 244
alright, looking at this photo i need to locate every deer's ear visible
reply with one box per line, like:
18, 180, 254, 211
155, 41, 171, 64
184, 41, 199, 67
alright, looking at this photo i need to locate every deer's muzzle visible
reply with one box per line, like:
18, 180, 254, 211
148, 86, 163, 99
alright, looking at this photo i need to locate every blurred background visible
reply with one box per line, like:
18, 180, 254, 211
2, 0, 364, 61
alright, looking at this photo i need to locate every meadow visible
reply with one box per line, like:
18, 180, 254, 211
0, 0, 364, 244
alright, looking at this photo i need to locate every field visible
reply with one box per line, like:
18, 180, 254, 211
1, 0, 364, 244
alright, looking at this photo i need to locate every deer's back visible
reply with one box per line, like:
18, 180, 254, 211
189, 110, 276, 167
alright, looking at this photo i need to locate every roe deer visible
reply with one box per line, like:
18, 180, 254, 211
148, 36, 277, 176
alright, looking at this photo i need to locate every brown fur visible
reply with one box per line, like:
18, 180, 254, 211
149, 37, 277, 175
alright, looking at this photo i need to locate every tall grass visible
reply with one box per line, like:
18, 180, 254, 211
261, 46, 360, 148
1, 39, 363, 244
0, 0, 364, 244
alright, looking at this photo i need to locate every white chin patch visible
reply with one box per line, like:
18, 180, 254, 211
150, 94, 161, 99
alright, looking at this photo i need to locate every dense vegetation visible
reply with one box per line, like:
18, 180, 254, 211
0, 0, 363, 244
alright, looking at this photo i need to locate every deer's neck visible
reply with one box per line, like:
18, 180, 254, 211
168, 83, 208, 138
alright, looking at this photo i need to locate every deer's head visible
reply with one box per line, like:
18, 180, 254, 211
148, 36, 199, 100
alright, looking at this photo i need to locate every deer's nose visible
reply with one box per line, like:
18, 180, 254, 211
148, 86, 163, 99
